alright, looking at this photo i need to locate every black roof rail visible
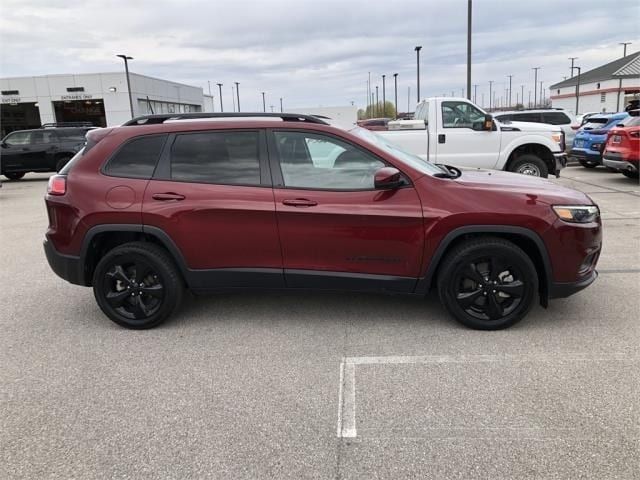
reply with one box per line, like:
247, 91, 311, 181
121, 112, 330, 126
41, 122, 95, 128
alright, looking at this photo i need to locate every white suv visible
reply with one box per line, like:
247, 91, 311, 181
494, 109, 577, 151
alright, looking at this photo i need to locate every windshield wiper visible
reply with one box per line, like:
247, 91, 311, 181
434, 164, 462, 179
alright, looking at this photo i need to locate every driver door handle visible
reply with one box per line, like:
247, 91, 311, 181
282, 198, 318, 207
438, 134, 446, 144
152, 192, 185, 201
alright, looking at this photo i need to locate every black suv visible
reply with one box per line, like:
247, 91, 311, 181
1, 123, 95, 180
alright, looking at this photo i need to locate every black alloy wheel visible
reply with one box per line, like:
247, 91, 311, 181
438, 238, 538, 330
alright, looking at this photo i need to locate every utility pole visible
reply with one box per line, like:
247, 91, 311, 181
207, 81, 214, 112
507, 75, 513, 108
539, 81, 544, 106
466, 0, 472, 100
620, 42, 632, 57
481, 92, 484, 108
521, 85, 524, 107
407, 86, 410, 113
415, 46, 422, 103
375, 86, 379, 116
235, 82, 240, 111
568, 57, 578, 78
217, 83, 224, 112
572, 66, 581, 115
280, 97, 283, 113
528, 90, 531, 108
261, 92, 266, 112
393, 73, 398, 119
231, 85, 236, 112
473, 84, 478, 104
382, 74, 386, 116
532, 67, 541, 107
367, 72, 371, 118
488, 80, 493, 110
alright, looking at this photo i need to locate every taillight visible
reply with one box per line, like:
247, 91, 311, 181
47, 175, 67, 195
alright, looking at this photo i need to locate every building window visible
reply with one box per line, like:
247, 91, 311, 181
557, 89, 560, 94
66, 87, 85, 92
601, 93, 606, 103
1, 90, 19, 95
596, 83, 600, 89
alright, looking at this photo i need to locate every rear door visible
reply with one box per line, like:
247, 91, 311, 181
26, 130, 58, 170
268, 129, 424, 292
143, 129, 283, 289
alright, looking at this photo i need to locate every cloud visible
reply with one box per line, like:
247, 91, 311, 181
1, 0, 638, 110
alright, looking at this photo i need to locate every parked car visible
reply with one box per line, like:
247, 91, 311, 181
44, 112, 601, 331
380, 98, 567, 178
1, 123, 95, 180
493, 109, 578, 151
357, 118, 390, 131
602, 113, 640, 178
577, 112, 598, 126
570, 112, 629, 168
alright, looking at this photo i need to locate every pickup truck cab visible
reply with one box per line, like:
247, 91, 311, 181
379, 97, 567, 178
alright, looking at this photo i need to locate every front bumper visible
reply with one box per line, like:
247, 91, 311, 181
570, 148, 602, 164
549, 270, 598, 299
43, 238, 85, 285
553, 153, 567, 177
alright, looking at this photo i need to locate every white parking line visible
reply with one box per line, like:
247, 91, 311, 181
335, 353, 633, 439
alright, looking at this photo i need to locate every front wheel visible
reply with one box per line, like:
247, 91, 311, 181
92, 242, 184, 329
4, 172, 25, 180
508, 155, 549, 178
437, 237, 538, 330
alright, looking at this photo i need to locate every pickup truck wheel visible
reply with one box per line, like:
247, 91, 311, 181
55, 155, 72, 172
579, 160, 598, 169
508, 155, 548, 178
92, 242, 184, 329
437, 237, 538, 330
4, 172, 26, 180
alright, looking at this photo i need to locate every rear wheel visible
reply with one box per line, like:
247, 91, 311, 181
508, 154, 549, 178
621, 169, 639, 179
92, 242, 183, 329
4, 172, 25, 180
437, 238, 538, 330
579, 160, 598, 168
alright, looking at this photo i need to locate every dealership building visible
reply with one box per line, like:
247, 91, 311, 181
550, 52, 640, 115
0, 72, 214, 136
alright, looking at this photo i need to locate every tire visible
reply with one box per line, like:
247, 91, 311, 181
437, 237, 538, 330
579, 160, 598, 169
55, 155, 72, 172
4, 172, 25, 180
621, 170, 639, 179
92, 241, 184, 329
508, 154, 549, 178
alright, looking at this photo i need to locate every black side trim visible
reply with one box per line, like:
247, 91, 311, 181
415, 225, 553, 299
189, 268, 285, 290
43, 239, 84, 285
285, 269, 416, 293
549, 270, 597, 299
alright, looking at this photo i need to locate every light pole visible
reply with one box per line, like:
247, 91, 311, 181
572, 66, 581, 115
261, 92, 266, 112
382, 75, 386, 116
620, 42, 632, 57
568, 57, 578, 78
521, 85, 524, 107
473, 84, 478, 104
488, 80, 493, 110
617, 43, 632, 110
393, 73, 398, 119
116, 54, 134, 118
235, 82, 240, 112
532, 67, 541, 107
507, 75, 513, 108
217, 83, 224, 112
414, 46, 422, 104
539, 81, 544, 106
207, 81, 214, 112
466, 0, 472, 100
375, 85, 379, 116
280, 97, 283, 113
231, 85, 236, 112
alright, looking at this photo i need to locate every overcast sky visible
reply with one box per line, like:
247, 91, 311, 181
1, 0, 638, 111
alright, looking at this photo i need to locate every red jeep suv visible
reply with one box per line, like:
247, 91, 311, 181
44, 113, 602, 330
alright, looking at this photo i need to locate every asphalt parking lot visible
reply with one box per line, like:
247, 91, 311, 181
1, 167, 639, 480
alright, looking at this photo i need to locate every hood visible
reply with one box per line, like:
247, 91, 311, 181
496, 120, 561, 133
453, 168, 592, 205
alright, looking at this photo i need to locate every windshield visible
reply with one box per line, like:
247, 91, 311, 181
349, 127, 445, 176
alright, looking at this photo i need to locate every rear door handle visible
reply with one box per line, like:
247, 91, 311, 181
282, 198, 318, 207
152, 192, 185, 201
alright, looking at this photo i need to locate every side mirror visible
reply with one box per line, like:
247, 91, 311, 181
374, 167, 403, 189
483, 114, 493, 131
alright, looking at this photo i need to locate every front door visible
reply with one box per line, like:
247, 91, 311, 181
143, 129, 283, 289
435, 99, 502, 169
269, 129, 424, 292
1, 130, 38, 172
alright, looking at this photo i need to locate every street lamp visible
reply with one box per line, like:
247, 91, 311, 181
116, 54, 134, 118
393, 73, 398, 119
261, 92, 266, 112
217, 83, 224, 112
488, 80, 493, 110
235, 82, 240, 112
414, 46, 422, 104
507, 75, 513, 108
280, 97, 283, 113
620, 42, 632, 57
473, 84, 478, 104
571, 66, 581, 115
375, 86, 379, 116
532, 67, 541, 107
466, 0, 472, 100
382, 75, 386, 116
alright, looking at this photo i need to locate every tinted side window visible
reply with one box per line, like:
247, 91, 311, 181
30, 131, 56, 144
512, 112, 542, 123
542, 112, 571, 125
56, 128, 90, 141
441, 101, 485, 128
4, 131, 31, 145
274, 131, 384, 190
104, 135, 166, 178
170, 131, 260, 185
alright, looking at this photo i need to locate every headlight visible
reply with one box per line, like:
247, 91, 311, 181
552, 205, 600, 223
551, 133, 563, 144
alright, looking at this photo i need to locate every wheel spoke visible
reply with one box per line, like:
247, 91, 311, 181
131, 296, 150, 319
456, 289, 483, 308
140, 283, 164, 299
105, 289, 130, 307
486, 294, 504, 320
497, 280, 524, 298
106, 265, 131, 285
460, 263, 485, 284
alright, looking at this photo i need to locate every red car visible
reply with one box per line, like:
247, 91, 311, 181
603, 114, 640, 178
356, 118, 390, 131
44, 113, 602, 330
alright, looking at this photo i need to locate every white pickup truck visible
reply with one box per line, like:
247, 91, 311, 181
378, 97, 568, 178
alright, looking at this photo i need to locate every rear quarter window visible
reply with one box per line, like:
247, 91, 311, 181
541, 112, 571, 125
103, 135, 167, 179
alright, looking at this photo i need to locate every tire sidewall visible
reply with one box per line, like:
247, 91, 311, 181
509, 154, 549, 178
439, 244, 538, 330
